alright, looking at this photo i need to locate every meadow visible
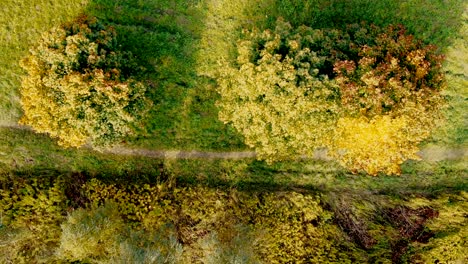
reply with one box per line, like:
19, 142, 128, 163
0, 0, 467, 262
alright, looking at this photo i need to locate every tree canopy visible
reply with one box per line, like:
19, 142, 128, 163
217, 19, 445, 175
20, 15, 150, 148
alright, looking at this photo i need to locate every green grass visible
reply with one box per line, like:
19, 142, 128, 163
428, 8, 468, 147
270, 0, 465, 48
84, 0, 246, 151
0, 127, 167, 183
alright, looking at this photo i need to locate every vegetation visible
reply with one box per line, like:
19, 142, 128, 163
20, 15, 150, 148
217, 19, 445, 175
0, 0, 466, 262
0, 155, 466, 263
0, 0, 88, 124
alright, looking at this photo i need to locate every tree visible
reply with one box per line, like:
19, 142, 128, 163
19, 15, 150, 148
217, 19, 445, 175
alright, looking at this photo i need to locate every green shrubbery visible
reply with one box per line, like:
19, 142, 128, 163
1, 167, 467, 263
0, 173, 67, 262
19, 15, 150, 148
217, 19, 446, 175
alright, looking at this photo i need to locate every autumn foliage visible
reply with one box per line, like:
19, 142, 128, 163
217, 19, 445, 175
19, 15, 150, 148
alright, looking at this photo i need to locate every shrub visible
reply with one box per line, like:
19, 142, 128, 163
326, 24, 445, 175
19, 15, 150, 148
57, 203, 183, 263
217, 19, 445, 175
0, 174, 67, 262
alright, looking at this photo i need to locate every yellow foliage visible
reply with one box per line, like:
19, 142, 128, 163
217, 19, 446, 175
217, 19, 340, 163
409, 193, 468, 263
19, 16, 149, 148
330, 115, 423, 175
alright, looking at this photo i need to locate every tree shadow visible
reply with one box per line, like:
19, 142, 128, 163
79, 0, 244, 151
269, 0, 465, 48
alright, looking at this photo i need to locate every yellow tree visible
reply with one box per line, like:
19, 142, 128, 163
217, 19, 445, 175
20, 15, 150, 148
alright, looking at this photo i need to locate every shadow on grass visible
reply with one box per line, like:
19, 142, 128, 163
82, 0, 246, 151
2, 124, 466, 201
2, 125, 466, 200
269, 0, 465, 48
170, 159, 468, 199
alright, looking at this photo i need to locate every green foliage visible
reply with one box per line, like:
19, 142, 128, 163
217, 19, 446, 175
0, 173, 66, 262
19, 15, 150, 148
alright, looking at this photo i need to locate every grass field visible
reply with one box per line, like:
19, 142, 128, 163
0, 0, 467, 262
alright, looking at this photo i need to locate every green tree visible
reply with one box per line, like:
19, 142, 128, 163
19, 15, 150, 148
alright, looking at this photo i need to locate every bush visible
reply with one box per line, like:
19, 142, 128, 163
19, 15, 150, 148
323, 23, 445, 175
57, 203, 183, 263
0, 174, 67, 262
217, 19, 445, 175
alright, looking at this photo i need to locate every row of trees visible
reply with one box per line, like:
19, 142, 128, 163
20, 16, 445, 175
